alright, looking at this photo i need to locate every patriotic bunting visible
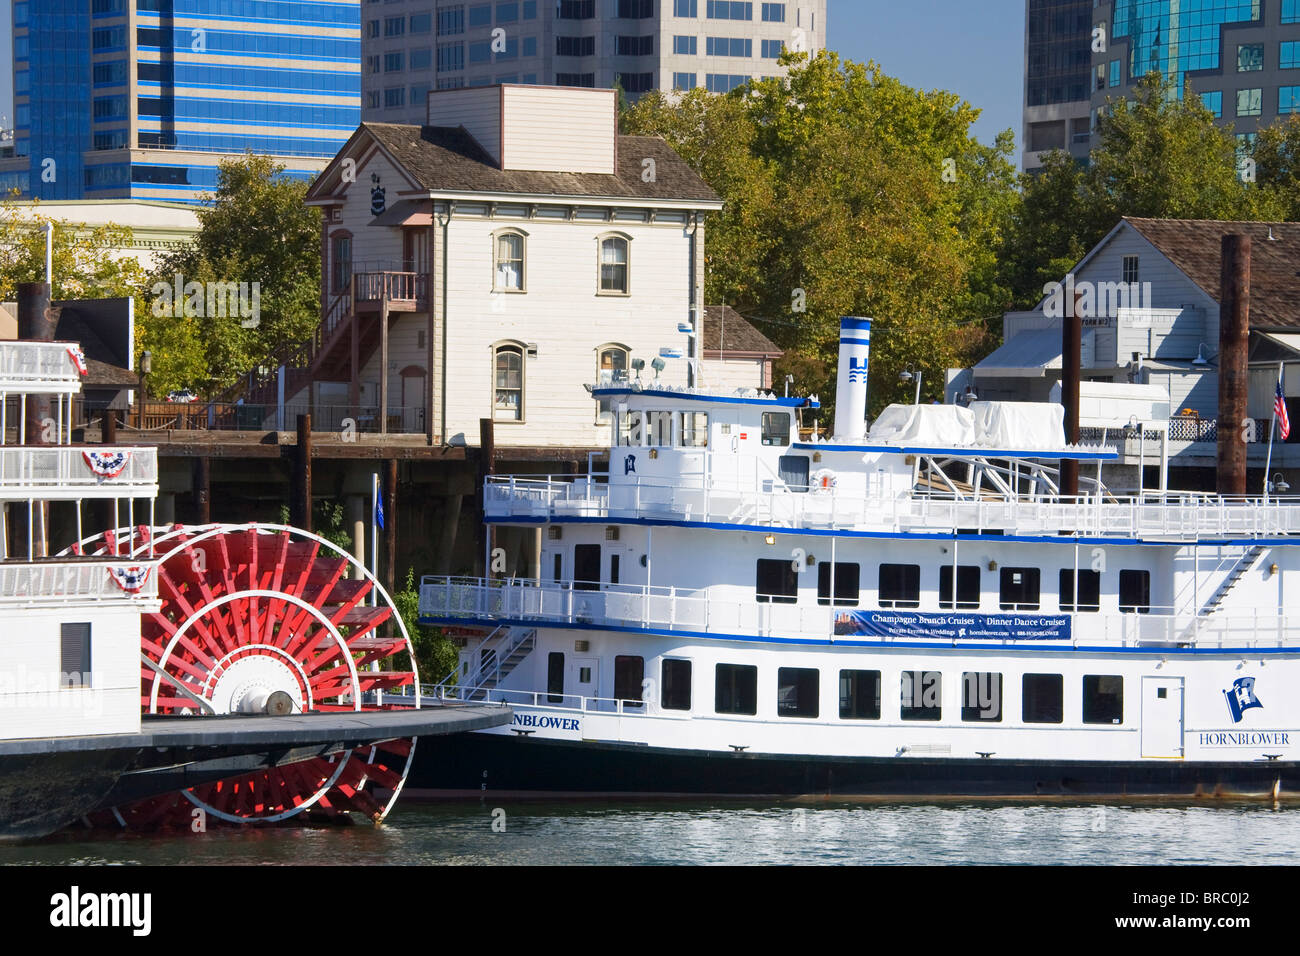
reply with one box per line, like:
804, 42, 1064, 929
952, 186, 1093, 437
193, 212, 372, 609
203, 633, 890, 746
82, 450, 130, 480
66, 344, 88, 376
107, 565, 151, 594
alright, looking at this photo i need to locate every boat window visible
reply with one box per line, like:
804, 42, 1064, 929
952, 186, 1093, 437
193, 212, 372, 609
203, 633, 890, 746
961, 672, 1002, 722
679, 411, 708, 447
839, 669, 881, 719
715, 663, 757, 715
573, 544, 601, 591
778, 454, 810, 492
647, 410, 673, 446
761, 411, 791, 446
817, 561, 860, 606
614, 655, 644, 708
618, 409, 643, 446
552, 553, 562, 581
777, 667, 819, 718
999, 567, 1040, 611
60, 622, 91, 688
547, 652, 564, 703
1022, 673, 1063, 724
609, 553, 620, 585
755, 558, 798, 604
1059, 569, 1101, 612
879, 563, 920, 608
939, 565, 981, 610
901, 671, 941, 720
1082, 675, 1123, 724
1119, 569, 1151, 614
662, 658, 692, 711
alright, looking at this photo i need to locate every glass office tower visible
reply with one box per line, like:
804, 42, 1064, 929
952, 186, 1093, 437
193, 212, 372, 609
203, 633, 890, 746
1093, 0, 1300, 146
1022, 0, 1093, 171
2, 0, 361, 203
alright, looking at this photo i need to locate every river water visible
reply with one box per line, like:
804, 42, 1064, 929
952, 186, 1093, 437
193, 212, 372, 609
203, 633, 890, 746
2, 800, 1297, 865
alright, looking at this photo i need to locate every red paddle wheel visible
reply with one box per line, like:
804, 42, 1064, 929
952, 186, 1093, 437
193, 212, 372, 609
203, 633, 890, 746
66, 524, 422, 827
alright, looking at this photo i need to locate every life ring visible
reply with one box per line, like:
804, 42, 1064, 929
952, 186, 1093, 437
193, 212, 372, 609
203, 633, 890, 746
811, 468, 838, 493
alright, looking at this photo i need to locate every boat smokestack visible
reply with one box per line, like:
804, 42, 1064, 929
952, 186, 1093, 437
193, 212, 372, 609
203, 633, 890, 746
834, 316, 871, 440
1218, 233, 1250, 496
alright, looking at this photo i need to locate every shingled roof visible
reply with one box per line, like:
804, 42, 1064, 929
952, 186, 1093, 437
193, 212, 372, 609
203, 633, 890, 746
702, 305, 782, 355
358, 123, 721, 204
1124, 217, 1300, 331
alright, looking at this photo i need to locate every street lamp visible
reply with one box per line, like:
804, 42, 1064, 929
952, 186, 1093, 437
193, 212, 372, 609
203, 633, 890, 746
899, 365, 922, 405
1269, 473, 1290, 495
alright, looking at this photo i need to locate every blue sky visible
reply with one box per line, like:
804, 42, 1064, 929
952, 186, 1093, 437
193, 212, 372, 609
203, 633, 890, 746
0, 0, 1023, 155
829, 0, 1023, 149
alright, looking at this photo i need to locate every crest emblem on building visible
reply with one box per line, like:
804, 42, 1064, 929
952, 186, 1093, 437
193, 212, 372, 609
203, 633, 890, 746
370, 173, 386, 215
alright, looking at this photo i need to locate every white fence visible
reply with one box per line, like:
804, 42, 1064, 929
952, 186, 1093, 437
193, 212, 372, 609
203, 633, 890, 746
484, 474, 1300, 540
0, 446, 158, 498
0, 341, 85, 393
420, 575, 1300, 650
0, 560, 159, 608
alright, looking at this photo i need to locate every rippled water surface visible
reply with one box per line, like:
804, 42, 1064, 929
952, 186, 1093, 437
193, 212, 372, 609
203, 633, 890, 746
2, 800, 1298, 865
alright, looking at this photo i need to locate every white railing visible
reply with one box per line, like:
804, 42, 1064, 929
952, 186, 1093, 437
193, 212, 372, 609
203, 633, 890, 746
484, 474, 1300, 540
0, 560, 160, 607
426, 682, 668, 715
0, 341, 84, 392
0, 446, 158, 497
419, 575, 1300, 650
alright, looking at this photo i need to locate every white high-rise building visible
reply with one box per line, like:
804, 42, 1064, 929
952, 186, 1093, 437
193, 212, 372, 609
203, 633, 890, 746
362, 0, 827, 126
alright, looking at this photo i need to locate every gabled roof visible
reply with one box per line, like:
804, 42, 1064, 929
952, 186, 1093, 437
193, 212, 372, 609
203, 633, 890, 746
702, 305, 782, 355
308, 122, 722, 206
1123, 218, 1300, 331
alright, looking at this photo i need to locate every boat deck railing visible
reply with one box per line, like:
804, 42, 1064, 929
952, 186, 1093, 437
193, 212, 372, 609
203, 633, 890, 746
0, 341, 86, 393
0, 559, 160, 608
0, 446, 159, 500
419, 575, 1300, 650
484, 474, 1300, 540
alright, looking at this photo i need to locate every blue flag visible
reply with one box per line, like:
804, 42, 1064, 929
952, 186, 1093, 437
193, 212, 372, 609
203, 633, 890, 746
1224, 677, 1262, 723
375, 489, 385, 529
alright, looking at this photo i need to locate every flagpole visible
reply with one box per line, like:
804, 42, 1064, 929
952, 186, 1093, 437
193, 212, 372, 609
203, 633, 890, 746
1263, 361, 1283, 501
371, 471, 379, 607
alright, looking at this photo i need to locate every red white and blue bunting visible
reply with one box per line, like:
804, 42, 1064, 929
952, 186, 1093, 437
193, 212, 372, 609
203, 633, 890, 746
107, 565, 151, 594
82, 449, 130, 480
66, 344, 88, 376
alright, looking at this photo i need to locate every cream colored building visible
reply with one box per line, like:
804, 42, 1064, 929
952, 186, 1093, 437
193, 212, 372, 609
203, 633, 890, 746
286, 84, 722, 448
4, 199, 199, 272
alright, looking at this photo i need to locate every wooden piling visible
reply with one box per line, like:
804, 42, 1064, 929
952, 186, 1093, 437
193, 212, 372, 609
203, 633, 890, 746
1218, 234, 1250, 496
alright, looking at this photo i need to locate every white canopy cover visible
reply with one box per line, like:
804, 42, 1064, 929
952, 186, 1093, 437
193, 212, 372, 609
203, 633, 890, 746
867, 401, 1067, 450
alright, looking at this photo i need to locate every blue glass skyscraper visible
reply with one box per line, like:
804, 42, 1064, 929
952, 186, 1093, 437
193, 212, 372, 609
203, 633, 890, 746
1, 0, 361, 203
1092, 1, 1300, 145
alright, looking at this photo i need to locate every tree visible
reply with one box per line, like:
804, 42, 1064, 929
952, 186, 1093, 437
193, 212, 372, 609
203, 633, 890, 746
623, 51, 1018, 413
1000, 74, 1290, 309
0, 195, 148, 303
1253, 113, 1300, 221
140, 153, 321, 394
392, 569, 458, 685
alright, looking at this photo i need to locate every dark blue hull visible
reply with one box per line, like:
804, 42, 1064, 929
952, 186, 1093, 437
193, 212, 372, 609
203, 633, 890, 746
407, 731, 1300, 799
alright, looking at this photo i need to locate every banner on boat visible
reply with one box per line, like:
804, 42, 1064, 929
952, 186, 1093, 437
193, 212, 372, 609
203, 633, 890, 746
835, 610, 1071, 641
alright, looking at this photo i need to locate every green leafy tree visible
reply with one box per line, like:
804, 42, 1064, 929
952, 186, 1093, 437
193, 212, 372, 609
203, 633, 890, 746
0, 196, 148, 302
623, 51, 1018, 412
392, 569, 458, 685
1253, 113, 1300, 221
1001, 75, 1288, 309
141, 153, 321, 393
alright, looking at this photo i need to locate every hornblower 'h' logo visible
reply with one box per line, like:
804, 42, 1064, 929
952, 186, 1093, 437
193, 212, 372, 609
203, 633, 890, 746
848, 357, 867, 384
1224, 676, 1263, 723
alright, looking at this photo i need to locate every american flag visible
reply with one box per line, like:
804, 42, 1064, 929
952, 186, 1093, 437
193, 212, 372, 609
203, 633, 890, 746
1277, 376, 1291, 441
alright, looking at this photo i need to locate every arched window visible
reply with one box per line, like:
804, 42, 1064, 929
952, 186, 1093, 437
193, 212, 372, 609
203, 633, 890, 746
330, 231, 352, 295
595, 343, 630, 421
494, 230, 526, 291
493, 343, 524, 421
598, 234, 630, 295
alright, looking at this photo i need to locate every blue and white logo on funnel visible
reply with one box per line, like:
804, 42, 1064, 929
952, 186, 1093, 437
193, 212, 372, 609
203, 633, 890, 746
848, 357, 868, 383
1224, 677, 1263, 723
